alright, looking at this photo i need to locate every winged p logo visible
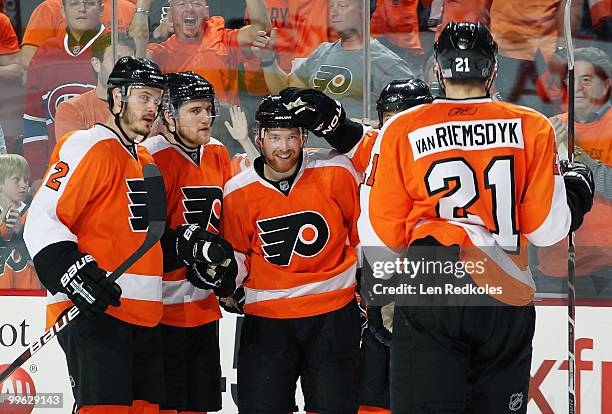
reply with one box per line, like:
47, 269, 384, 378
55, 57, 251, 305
257, 211, 330, 266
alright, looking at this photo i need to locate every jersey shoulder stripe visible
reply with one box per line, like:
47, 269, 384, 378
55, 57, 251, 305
140, 134, 172, 155
304, 148, 361, 183
224, 167, 259, 197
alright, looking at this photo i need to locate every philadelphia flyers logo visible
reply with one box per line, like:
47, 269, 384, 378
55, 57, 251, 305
313, 65, 353, 95
0, 243, 29, 276
45, 83, 95, 122
126, 179, 148, 232
257, 211, 330, 266
181, 186, 223, 232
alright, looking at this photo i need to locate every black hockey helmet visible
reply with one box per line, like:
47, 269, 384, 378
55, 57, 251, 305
434, 22, 497, 81
164, 71, 218, 122
108, 56, 165, 91
107, 56, 165, 112
376, 79, 433, 125
254, 95, 307, 143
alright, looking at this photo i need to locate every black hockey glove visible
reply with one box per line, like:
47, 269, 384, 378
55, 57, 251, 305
219, 286, 245, 315
174, 224, 228, 265
59, 252, 121, 317
561, 160, 594, 232
279, 87, 364, 152
186, 238, 238, 297
367, 305, 392, 347
279, 87, 345, 137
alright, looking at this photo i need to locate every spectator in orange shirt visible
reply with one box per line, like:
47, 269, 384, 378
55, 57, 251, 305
0, 12, 19, 82
0, 154, 39, 290
536, 47, 612, 296
147, 0, 270, 105
0, 12, 21, 154
20, 0, 149, 70
371, 0, 424, 77
55, 32, 136, 139
146, 0, 270, 154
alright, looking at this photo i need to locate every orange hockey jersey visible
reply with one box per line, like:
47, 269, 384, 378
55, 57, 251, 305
142, 135, 232, 327
361, 98, 572, 305
222, 150, 361, 318
23, 124, 164, 329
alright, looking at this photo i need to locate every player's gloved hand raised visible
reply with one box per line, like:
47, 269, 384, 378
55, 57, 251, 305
367, 305, 392, 347
560, 160, 594, 232
279, 87, 345, 138
219, 286, 245, 315
186, 238, 238, 297
174, 224, 228, 265
60, 252, 121, 317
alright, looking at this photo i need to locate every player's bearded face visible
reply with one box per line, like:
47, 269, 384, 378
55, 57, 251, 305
170, 0, 209, 39
261, 128, 303, 173
176, 99, 214, 146
121, 87, 162, 137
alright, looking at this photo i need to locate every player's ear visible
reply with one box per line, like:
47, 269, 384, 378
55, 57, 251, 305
111, 87, 123, 113
163, 110, 174, 130
91, 56, 101, 75
604, 78, 611, 100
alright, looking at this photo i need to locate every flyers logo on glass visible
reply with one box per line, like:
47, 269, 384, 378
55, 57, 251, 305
313, 65, 353, 95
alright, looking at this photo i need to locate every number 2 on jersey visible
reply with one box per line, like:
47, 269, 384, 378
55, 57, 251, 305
45, 161, 70, 191
425, 156, 519, 250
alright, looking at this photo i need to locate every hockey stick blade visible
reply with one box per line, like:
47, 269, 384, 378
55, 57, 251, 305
0, 164, 167, 385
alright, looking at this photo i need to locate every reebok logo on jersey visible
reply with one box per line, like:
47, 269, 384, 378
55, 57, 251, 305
408, 119, 525, 160
257, 211, 330, 266
126, 179, 148, 232
313, 65, 353, 95
181, 186, 223, 232
448, 107, 478, 116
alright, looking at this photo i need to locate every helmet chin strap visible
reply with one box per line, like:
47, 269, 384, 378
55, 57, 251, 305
169, 118, 199, 151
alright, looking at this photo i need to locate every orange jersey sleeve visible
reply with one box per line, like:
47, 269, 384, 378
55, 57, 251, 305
362, 98, 572, 305
222, 150, 360, 318
0, 13, 19, 54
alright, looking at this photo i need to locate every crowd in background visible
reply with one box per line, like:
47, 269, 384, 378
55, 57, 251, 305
0, 0, 609, 296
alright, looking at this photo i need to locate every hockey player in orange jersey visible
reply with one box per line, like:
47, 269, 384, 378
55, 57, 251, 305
23, 57, 232, 414
142, 71, 237, 414
221, 95, 362, 413
279, 22, 595, 413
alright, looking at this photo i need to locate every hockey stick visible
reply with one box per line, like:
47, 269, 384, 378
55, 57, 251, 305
0, 163, 167, 385
563, 0, 576, 412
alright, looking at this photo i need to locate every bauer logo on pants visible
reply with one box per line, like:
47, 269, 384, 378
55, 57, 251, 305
257, 211, 330, 266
